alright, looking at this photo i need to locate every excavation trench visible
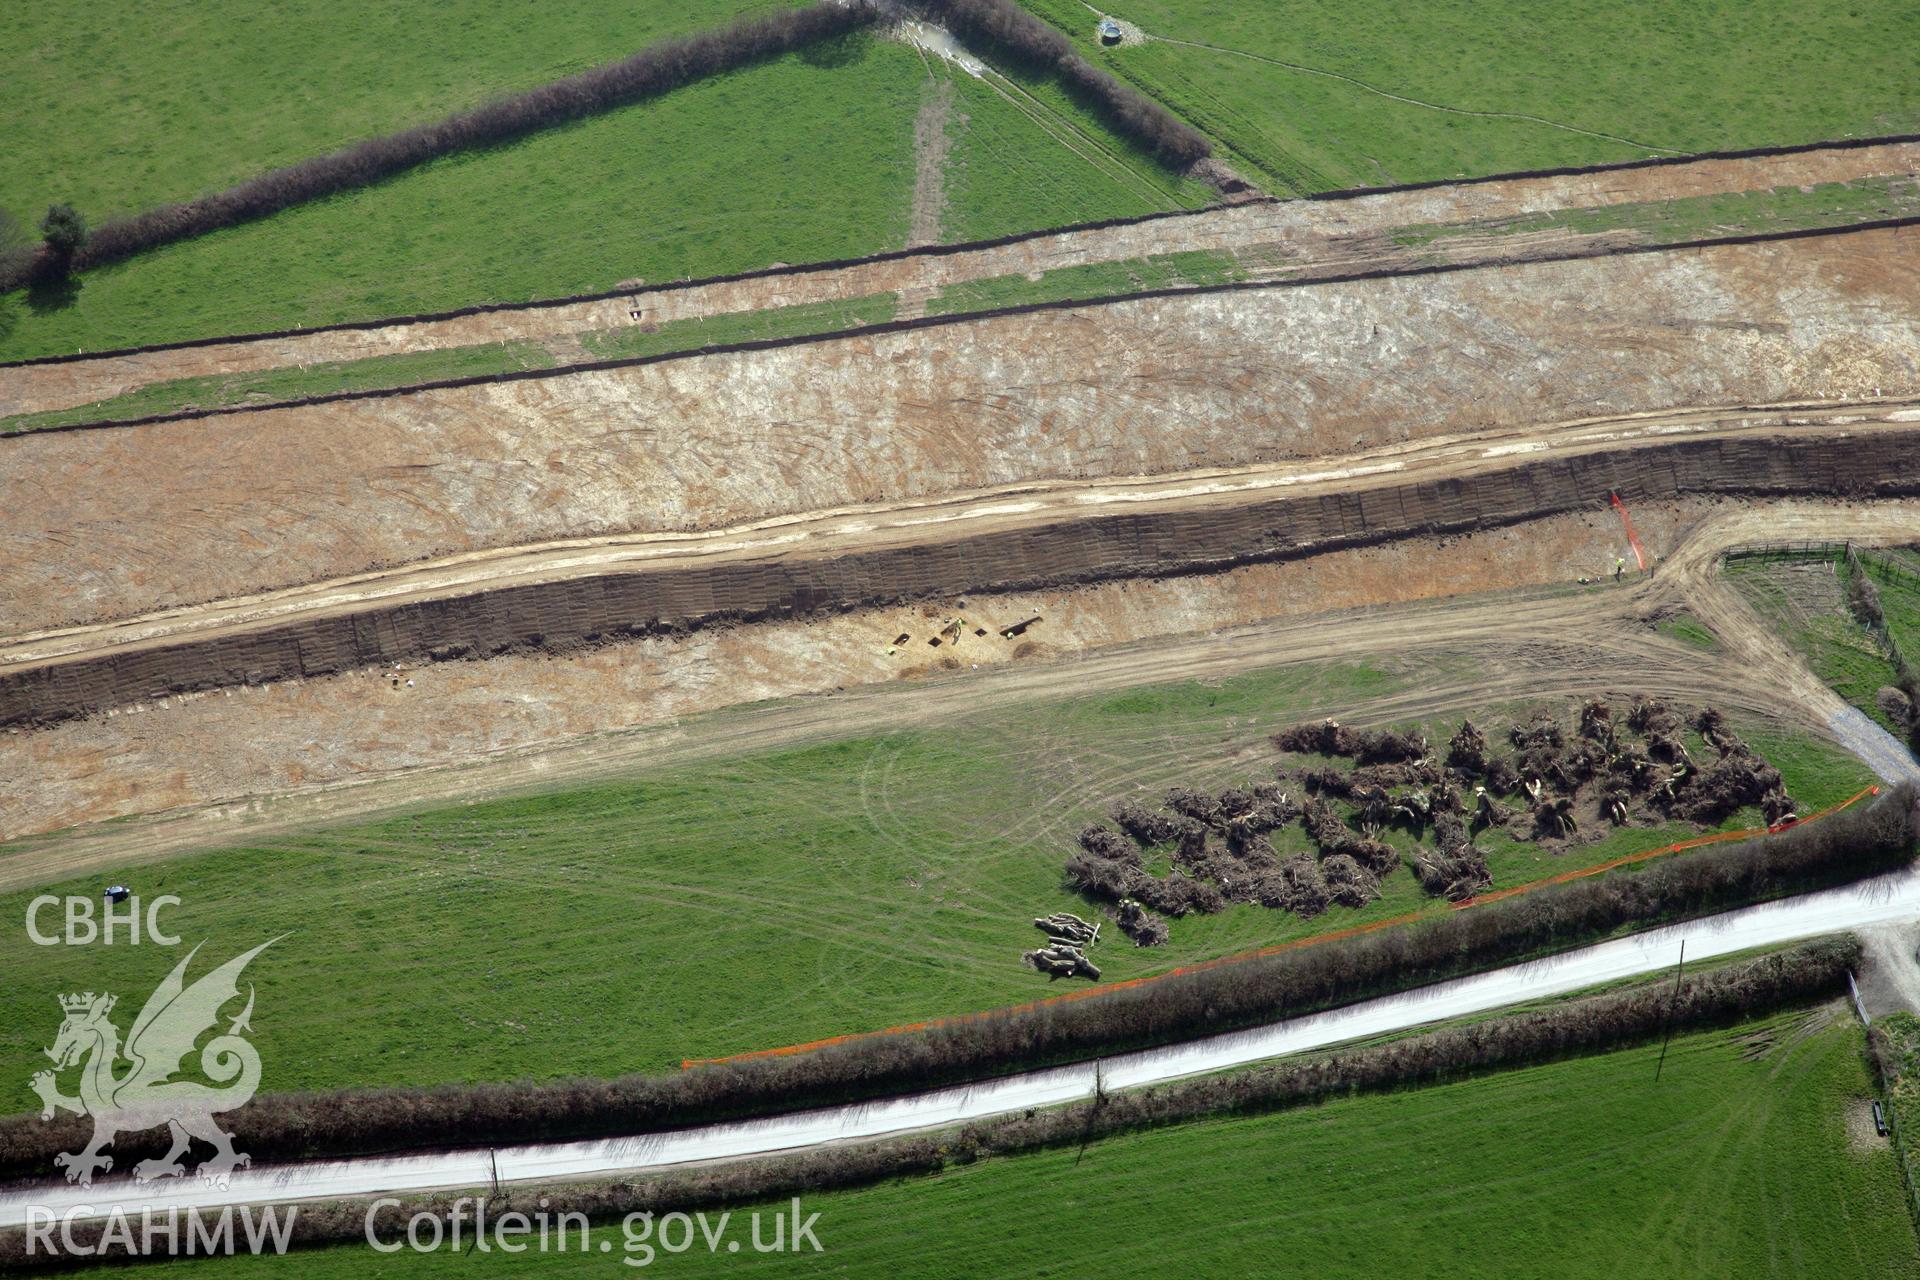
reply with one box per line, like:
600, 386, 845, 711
4, 426, 1916, 729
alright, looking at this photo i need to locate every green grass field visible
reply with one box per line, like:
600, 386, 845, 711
931, 53, 1212, 243
0, 0, 802, 221
1019, 0, 1920, 194
0, 24, 1206, 360
1727, 552, 1909, 733
0, 38, 925, 360
141, 1012, 1920, 1277
0, 657, 1872, 1109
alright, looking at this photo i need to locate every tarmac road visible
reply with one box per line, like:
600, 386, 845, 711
4, 855, 1917, 1228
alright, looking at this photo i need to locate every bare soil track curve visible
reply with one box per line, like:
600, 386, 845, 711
3, 494, 1915, 879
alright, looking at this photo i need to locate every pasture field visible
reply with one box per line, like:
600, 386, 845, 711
145, 1012, 1920, 1278
0, 27, 1204, 361
1018, 0, 1920, 193
0, 0, 801, 219
0, 657, 1871, 1108
0, 39, 925, 361
931, 53, 1213, 244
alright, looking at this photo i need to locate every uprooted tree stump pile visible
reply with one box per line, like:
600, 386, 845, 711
1025, 912, 1103, 979
1059, 698, 1794, 952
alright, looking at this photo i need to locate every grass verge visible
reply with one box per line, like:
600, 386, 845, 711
1392, 175, 1920, 248
580, 293, 898, 360
0, 342, 557, 432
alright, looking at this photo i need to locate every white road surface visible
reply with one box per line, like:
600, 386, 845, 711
5, 854, 1919, 1228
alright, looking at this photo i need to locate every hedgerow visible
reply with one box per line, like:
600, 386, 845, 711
0, 784, 1904, 1180
0, 937, 1855, 1270
0, 2, 877, 291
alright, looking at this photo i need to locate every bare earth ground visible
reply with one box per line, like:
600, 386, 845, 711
4, 228, 1916, 633
1, 397, 1900, 670
907, 78, 952, 250
3, 139, 1916, 417
5, 497, 1915, 878
2, 154, 1916, 891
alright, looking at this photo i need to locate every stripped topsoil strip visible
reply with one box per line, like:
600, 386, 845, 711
8, 427, 1919, 731
0, 787, 1906, 1179
0, 937, 1857, 1270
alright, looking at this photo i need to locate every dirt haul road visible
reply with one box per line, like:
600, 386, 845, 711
5, 494, 1915, 880
4, 224, 1916, 635
3, 397, 1908, 669
5, 138, 1915, 418
6, 861, 1918, 1227
3, 403, 1917, 732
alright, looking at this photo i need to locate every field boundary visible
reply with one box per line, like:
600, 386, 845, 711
0, 940, 1856, 1270
5, 130, 1916, 371
6, 214, 1918, 439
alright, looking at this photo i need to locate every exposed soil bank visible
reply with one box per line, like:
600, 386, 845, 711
5, 429, 1914, 729
4, 138, 1915, 416
4, 227, 1915, 634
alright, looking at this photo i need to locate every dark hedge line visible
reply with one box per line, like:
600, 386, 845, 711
0, 2, 875, 293
0, 938, 1856, 1270
0, 784, 1906, 1181
916, 0, 1210, 167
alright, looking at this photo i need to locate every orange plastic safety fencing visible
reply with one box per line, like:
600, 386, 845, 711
682, 784, 1880, 1068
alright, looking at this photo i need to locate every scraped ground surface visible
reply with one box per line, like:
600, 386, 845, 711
7, 138, 1916, 416
6, 496, 1913, 860
4, 226, 1917, 633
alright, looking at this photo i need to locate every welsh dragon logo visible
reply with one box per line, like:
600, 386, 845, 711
30, 941, 275, 1189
